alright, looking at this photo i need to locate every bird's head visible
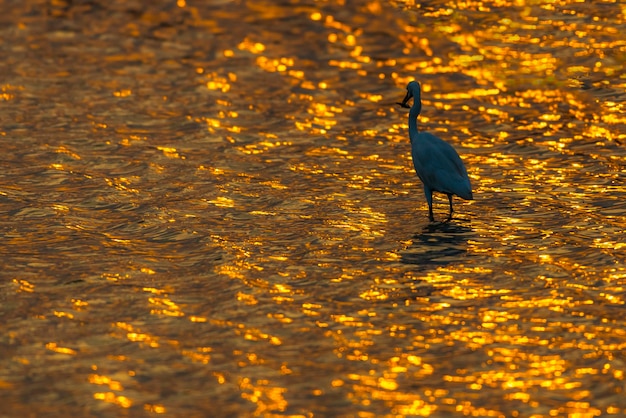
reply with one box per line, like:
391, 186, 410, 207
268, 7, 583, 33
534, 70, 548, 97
397, 81, 422, 111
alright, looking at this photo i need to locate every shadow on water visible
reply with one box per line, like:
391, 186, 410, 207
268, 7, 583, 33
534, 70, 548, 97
399, 221, 473, 270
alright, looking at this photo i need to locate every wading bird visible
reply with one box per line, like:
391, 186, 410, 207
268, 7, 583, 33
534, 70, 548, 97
397, 81, 473, 221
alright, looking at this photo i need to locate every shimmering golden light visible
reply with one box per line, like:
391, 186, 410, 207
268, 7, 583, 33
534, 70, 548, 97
104, 177, 139, 193
238, 324, 282, 346
359, 289, 388, 301
13, 278, 34, 293
293, 99, 341, 134
207, 196, 234, 207
1, 84, 21, 100
93, 392, 132, 408
45, 342, 77, 355
89, 374, 124, 391
189, 316, 207, 323
237, 292, 258, 305
113, 89, 131, 97
239, 377, 288, 414
142, 287, 167, 295
237, 39, 265, 54
205, 72, 233, 92
255, 56, 296, 73
149, 296, 184, 317
144, 404, 167, 414
55, 146, 81, 159
158, 146, 180, 158
181, 349, 211, 364
115, 322, 159, 348
53, 311, 74, 319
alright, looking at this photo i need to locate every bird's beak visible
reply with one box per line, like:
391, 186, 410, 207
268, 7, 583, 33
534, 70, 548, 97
397, 91, 412, 108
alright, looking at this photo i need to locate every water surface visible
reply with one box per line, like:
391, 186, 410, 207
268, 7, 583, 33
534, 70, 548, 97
1, 0, 626, 416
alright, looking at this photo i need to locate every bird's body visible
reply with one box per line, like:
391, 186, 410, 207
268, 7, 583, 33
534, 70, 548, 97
399, 81, 472, 221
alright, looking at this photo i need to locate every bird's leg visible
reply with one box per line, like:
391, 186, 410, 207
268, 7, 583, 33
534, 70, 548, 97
425, 187, 434, 222
446, 194, 454, 221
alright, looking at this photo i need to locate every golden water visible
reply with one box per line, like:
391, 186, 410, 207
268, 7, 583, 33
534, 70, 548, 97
1, 0, 625, 416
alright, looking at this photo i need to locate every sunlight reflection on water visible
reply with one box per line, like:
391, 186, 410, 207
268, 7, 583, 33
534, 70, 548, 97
1, 0, 625, 417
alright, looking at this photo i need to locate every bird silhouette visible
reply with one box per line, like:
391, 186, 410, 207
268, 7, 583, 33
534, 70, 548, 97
398, 81, 473, 221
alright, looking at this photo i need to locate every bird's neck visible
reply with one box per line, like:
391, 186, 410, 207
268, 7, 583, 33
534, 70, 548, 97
408, 102, 421, 142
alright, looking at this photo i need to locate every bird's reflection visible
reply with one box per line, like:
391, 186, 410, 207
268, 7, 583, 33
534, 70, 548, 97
400, 221, 473, 269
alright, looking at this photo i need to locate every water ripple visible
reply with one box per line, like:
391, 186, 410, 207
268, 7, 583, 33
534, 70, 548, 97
1, 0, 625, 416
